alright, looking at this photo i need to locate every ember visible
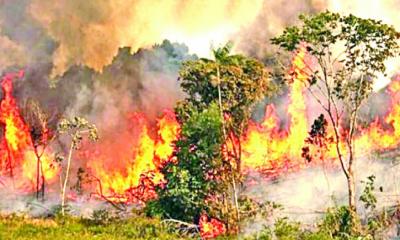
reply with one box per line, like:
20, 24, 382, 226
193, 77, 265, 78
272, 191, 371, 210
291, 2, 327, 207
199, 214, 226, 239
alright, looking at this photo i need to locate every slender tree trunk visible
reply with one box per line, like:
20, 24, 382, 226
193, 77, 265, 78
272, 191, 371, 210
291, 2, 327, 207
347, 169, 356, 211
216, 65, 240, 231
40, 161, 45, 201
347, 139, 358, 232
36, 153, 40, 200
61, 142, 74, 216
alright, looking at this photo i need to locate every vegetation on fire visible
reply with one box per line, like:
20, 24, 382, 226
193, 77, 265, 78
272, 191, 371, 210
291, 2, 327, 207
272, 10, 400, 232
57, 116, 98, 216
146, 43, 276, 233
2, 10, 400, 240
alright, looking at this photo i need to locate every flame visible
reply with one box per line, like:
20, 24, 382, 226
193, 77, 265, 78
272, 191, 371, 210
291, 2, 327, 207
0, 71, 31, 174
73, 48, 400, 203
0, 71, 58, 191
241, 47, 400, 174
199, 214, 226, 239
241, 46, 310, 171
20, 150, 58, 191
88, 110, 179, 203
356, 77, 400, 151
1, 45, 400, 204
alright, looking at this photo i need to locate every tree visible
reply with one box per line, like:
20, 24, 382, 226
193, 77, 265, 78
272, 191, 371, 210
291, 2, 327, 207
149, 43, 275, 231
57, 117, 98, 215
147, 103, 224, 223
22, 99, 57, 201
272, 11, 400, 229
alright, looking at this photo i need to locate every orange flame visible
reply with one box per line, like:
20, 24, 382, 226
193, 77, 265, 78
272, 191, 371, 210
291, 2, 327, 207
0, 71, 58, 191
199, 214, 226, 239
241, 46, 310, 171
87, 110, 180, 203
241, 46, 400, 174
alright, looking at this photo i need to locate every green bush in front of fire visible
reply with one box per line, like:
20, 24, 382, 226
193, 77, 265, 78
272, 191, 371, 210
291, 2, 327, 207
146, 43, 276, 231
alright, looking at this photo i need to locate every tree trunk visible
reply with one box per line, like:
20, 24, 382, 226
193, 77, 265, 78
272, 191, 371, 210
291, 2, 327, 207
36, 155, 40, 199
347, 149, 358, 233
347, 169, 356, 212
61, 142, 74, 216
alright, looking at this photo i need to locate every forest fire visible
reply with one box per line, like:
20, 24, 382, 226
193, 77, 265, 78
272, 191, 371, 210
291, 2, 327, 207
1, 42, 400, 206
199, 214, 227, 239
3, 0, 400, 238
241, 47, 400, 174
86, 110, 180, 203
1, 46, 400, 204
0, 71, 58, 192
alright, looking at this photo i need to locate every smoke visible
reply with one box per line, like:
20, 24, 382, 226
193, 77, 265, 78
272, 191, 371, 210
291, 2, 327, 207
1, 0, 400, 226
0, 35, 27, 73
61, 41, 196, 125
0, 175, 130, 218
235, 0, 325, 59
324, 0, 400, 91
28, 0, 263, 77
244, 152, 400, 224
0, 0, 55, 68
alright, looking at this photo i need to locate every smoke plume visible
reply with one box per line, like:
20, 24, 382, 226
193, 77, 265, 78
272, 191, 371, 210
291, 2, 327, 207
29, 0, 263, 77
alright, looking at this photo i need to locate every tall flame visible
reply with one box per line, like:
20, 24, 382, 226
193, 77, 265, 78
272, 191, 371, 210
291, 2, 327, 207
241, 47, 400, 174
241, 46, 310, 172
87, 110, 180, 203
0, 71, 58, 191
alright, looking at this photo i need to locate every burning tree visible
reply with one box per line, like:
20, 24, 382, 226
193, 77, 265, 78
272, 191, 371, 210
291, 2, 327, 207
272, 11, 400, 230
22, 99, 56, 200
148, 43, 275, 232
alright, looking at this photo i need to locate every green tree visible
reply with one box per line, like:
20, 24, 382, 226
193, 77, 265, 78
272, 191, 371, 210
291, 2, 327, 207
147, 103, 223, 223
272, 11, 400, 229
149, 43, 275, 231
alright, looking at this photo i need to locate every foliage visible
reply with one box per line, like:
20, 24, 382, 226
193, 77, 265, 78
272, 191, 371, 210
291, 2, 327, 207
302, 114, 333, 162
152, 43, 276, 232
359, 175, 378, 210
359, 175, 391, 237
57, 117, 98, 148
87, 209, 115, 225
147, 103, 224, 222
319, 206, 362, 238
274, 218, 303, 240
178, 42, 274, 137
243, 218, 333, 240
272, 12, 399, 82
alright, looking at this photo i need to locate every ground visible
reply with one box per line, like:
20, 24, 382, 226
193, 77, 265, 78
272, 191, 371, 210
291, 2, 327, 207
0, 214, 190, 240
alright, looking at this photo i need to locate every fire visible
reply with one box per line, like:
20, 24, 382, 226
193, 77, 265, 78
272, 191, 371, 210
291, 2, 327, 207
0, 46, 400, 206
87, 110, 180, 203
241, 47, 400, 174
199, 214, 226, 239
20, 150, 58, 191
241, 46, 310, 171
357, 77, 400, 152
0, 71, 58, 191
0, 71, 31, 175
